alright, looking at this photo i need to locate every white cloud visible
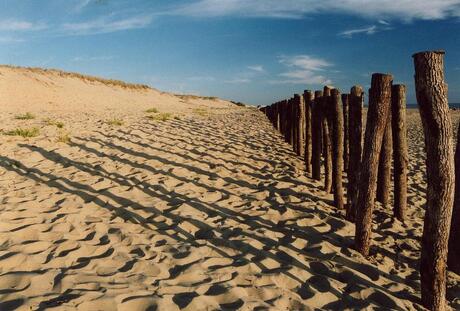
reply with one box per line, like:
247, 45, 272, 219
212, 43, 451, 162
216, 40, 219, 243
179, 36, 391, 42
174, 0, 460, 21
62, 14, 154, 35
276, 55, 333, 85
279, 55, 331, 71
247, 65, 265, 73
339, 25, 377, 38
0, 20, 47, 31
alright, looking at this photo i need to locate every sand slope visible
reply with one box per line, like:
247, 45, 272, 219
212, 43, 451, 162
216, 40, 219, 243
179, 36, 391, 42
0, 65, 233, 114
0, 67, 459, 310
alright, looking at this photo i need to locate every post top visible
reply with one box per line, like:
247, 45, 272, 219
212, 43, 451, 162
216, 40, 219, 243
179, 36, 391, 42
412, 50, 445, 58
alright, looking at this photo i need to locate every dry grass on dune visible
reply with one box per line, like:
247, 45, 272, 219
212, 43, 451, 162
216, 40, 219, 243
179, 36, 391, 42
0, 65, 152, 91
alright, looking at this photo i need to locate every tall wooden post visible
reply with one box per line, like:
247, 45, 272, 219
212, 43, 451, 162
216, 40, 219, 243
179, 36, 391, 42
347, 86, 364, 221
376, 113, 393, 208
414, 50, 454, 311
311, 91, 323, 181
342, 94, 350, 172
448, 120, 460, 275
304, 90, 314, 174
294, 94, 305, 156
391, 85, 408, 221
323, 86, 333, 193
332, 89, 344, 209
291, 97, 299, 152
282, 100, 288, 140
290, 98, 295, 147
355, 73, 393, 256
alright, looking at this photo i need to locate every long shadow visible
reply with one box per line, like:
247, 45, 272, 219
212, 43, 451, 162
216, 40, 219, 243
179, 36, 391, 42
17, 141, 418, 308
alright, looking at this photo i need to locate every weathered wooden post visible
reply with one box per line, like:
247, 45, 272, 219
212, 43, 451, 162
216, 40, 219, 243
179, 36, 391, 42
299, 94, 306, 157
414, 50, 454, 311
292, 97, 298, 151
290, 98, 295, 147
332, 88, 344, 209
376, 112, 393, 208
347, 86, 364, 221
391, 85, 408, 221
311, 91, 323, 181
342, 94, 350, 172
294, 94, 305, 156
355, 73, 392, 256
281, 100, 288, 139
304, 90, 314, 174
323, 86, 333, 193
284, 99, 291, 143
448, 120, 460, 275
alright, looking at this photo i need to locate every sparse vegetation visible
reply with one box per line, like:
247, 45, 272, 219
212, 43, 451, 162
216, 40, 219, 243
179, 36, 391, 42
57, 132, 71, 144
106, 118, 124, 126
231, 101, 246, 107
15, 112, 35, 120
146, 107, 159, 113
45, 119, 64, 128
176, 94, 218, 101
193, 108, 208, 116
5, 127, 39, 138
1, 65, 152, 91
147, 113, 172, 121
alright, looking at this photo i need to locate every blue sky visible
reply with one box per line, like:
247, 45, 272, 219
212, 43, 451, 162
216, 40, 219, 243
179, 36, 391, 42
0, 0, 459, 105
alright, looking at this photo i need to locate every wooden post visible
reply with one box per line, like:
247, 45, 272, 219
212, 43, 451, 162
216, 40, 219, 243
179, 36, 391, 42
323, 86, 333, 193
391, 85, 408, 221
376, 113, 393, 208
414, 50, 454, 311
304, 90, 314, 174
290, 98, 295, 147
347, 86, 364, 221
292, 97, 298, 152
311, 91, 323, 181
294, 94, 305, 156
448, 120, 460, 275
299, 94, 306, 157
342, 94, 350, 172
281, 100, 288, 140
355, 73, 393, 256
332, 88, 344, 209
284, 99, 291, 143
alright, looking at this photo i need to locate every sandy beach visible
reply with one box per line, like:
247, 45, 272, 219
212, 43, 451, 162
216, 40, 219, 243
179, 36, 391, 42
0, 66, 459, 310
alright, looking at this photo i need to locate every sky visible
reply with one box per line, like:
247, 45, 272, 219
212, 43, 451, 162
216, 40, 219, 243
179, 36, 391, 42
0, 0, 459, 106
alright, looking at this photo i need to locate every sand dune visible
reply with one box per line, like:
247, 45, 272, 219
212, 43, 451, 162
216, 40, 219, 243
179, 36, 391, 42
0, 67, 459, 310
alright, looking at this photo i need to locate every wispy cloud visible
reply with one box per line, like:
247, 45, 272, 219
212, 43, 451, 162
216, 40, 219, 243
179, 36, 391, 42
339, 21, 392, 38
275, 55, 333, 85
247, 65, 265, 73
0, 36, 25, 43
74, 0, 92, 12
174, 0, 460, 21
0, 20, 47, 31
339, 25, 377, 38
62, 14, 154, 35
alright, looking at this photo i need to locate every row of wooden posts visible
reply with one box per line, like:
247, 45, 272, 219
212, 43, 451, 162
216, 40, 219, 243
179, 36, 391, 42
261, 50, 459, 311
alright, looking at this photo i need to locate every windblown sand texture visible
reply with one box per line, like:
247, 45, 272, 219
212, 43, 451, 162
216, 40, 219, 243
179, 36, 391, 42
0, 66, 459, 310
